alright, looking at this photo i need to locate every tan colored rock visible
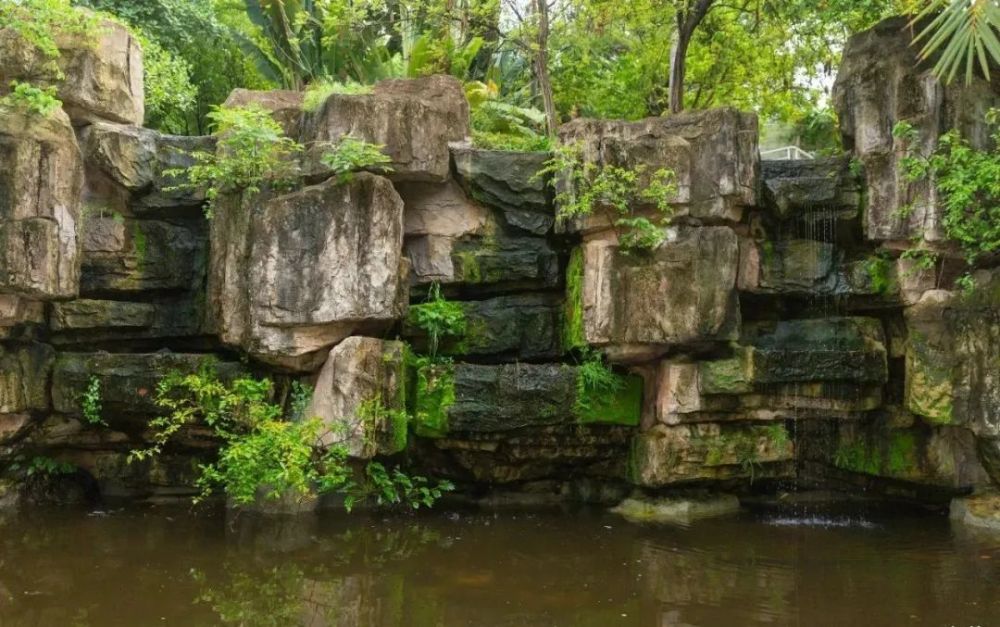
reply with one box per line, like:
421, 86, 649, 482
0, 19, 143, 125
302, 75, 470, 182
209, 174, 407, 370
629, 422, 794, 487
0, 109, 83, 299
0, 343, 55, 414
558, 108, 758, 224
305, 337, 407, 459
579, 226, 740, 362
0, 296, 44, 330
833, 16, 1000, 246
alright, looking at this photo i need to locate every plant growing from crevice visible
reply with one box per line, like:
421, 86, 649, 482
167, 104, 302, 218
0, 0, 103, 77
319, 136, 393, 184
535, 143, 676, 253
80, 375, 106, 427
573, 349, 623, 417
130, 360, 450, 509
0, 81, 62, 117
407, 282, 466, 359
6, 454, 75, 479
893, 116, 1000, 290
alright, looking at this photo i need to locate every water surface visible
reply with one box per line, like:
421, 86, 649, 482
1, 504, 998, 626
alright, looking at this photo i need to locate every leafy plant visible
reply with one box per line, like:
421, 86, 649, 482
167, 104, 302, 217
80, 376, 107, 427
26, 456, 75, 478
131, 360, 449, 509
407, 282, 466, 359
302, 79, 373, 111
536, 143, 677, 253
574, 349, 623, 416
0, 81, 62, 117
894, 114, 1000, 286
319, 136, 393, 183
0, 0, 103, 76
130, 28, 197, 133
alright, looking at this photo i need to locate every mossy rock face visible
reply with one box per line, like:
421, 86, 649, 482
628, 423, 794, 487
403, 293, 562, 361
0, 342, 55, 414
410, 362, 642, 436
450, 234, 559, 290
698, 351, 753, 395
742, 317, 887, 384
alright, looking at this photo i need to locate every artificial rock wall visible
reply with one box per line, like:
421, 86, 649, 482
1, 16, 999, 508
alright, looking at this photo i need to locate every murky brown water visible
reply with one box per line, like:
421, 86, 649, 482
0, 503, 998, 626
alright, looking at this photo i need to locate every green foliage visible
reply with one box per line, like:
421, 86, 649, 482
537, 144, 676, 253
79, 0, 275, 133
131, 360, 449, 509
913, 0, 1000, 85
287, 381, 313, 422
470, 97, 550, 152
169, 104, 301, 217
411, 355, 455, 438
895, 114, 1000, 267
0, 81, 62, 117
407, 283, 466, 359
319, 136, 393, 183
302, 79, 372, 110
80, 375, 106, 427
863, 254, 894, 294
130, 29, 197, 133
562, 247, 586, 351
472, 130, 551, 152
26, 456, 75, 478
0, 0, 102, 73
573, 349, 622, 416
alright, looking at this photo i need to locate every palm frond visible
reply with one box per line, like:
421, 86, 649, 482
913, 0, 1000, 84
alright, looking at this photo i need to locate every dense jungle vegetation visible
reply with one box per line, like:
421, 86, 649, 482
9, 0, 991, 148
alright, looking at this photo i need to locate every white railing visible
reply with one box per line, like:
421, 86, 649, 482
760, 145, 815, 160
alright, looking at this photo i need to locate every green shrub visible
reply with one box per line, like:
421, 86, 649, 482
167, 104, 302, 217
0, 81, 62, 117
536, 143, 676, 253
573, 350, 623, 416
319, 136, 393, 184
0, 0, 102, 75
407, 283, 466, 359
80, 375, 106, 427
894, 116, 1000, 287
131, 360, 450, 509
131, 29, 197, 133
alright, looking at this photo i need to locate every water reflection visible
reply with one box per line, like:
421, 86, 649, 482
0, 506, 998, 626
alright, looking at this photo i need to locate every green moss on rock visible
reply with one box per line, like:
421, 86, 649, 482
412, 361, 455, 438
574, 373, 643, 426
562, 247, 586, 351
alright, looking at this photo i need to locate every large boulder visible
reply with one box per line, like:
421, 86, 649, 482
629, 422, 794, 487
558, 107, 758, 224
77, 121, 212, 214
833, 15, 1000, 245
0, 109, 83, 299
760, 156, 861, 218
0, 18, 144, 125
411, 362, 642, 438
209, 173, 407, 370
305, 337, 407, 459
573, 226, 740, 362
302, 76, 470, 182
451, 147, 553, 235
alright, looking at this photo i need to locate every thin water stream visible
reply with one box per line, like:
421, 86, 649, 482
1, 504, 997, 626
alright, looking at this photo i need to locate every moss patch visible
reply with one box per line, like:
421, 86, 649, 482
563, 247, 586, 351
412, 361, 455, 438
574, 373, 642, 426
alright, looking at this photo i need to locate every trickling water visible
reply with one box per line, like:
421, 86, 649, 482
0, 506, 996, 626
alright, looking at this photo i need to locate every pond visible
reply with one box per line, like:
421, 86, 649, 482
1, 503, 998, 626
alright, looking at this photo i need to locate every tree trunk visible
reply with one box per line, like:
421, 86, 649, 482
534, 0, 558, 137
668, 0, 715, 114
